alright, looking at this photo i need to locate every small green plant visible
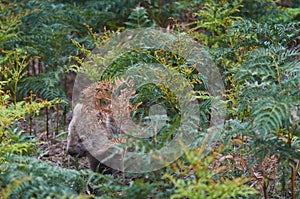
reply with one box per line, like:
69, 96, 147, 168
164, 147, 257, 199
125, 6, 155, 29
0, 83, 60, 161
0, 89, 35, 163
0, 1, 29, 49
0, 49, 32, 105
189, 0, 242, 47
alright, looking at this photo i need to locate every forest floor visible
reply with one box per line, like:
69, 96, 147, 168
18, 98, 300, 198
17, 108, 90, 171
36, 132, 90, 171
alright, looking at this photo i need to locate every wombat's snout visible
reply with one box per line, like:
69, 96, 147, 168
67, 148, 77, 156
67, 145, 86, 157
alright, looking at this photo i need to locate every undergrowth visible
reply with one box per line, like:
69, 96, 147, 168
0, 0, 299, 198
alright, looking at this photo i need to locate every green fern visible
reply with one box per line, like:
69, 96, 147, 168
0, 1, 29, 48
229, 21, 300, 49
125, 6, 155, 29
189, 0, 242, 47
0, 154, 173, 199
233, 31, 300, 148
0, 85, 59, 163
0, 155, 93, 199
211, 15, 300, 196
164, 149, 257, 199
239, 0, 291, 23
0, 49, 32, 105
19, 72, 67, 101
252, 98, 289, 136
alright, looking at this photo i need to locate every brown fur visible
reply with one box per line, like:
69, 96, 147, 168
67, 79, 136, 173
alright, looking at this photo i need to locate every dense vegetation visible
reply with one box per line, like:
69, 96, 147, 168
0, 0, 299, 198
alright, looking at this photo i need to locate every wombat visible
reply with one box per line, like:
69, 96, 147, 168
67, 103, 114, 173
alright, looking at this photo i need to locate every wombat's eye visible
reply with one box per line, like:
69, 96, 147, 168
99, 99, 109, 106
78, 138, 83, 143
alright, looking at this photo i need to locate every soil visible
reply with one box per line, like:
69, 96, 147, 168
19, 107, 90, 171
36, 132, 90, 171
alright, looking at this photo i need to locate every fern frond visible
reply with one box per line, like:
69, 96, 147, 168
0, 154, 93, 199
19, 72, 66, 100
252, 98, 289, 136
125, 6, 155, 29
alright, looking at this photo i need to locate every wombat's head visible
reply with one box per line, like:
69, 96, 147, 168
67, 104, 87, 157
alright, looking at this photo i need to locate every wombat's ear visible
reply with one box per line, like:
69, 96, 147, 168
67, 103, 85, 156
